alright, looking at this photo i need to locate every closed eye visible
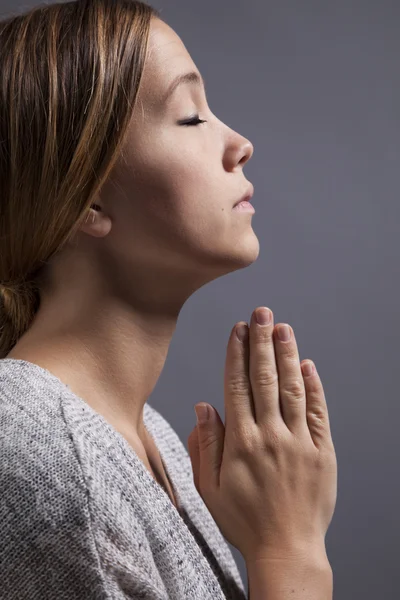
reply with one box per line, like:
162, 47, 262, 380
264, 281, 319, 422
179, 115, 208, 126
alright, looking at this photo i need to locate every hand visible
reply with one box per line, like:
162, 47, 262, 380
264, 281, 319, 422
187, 307, 337, 563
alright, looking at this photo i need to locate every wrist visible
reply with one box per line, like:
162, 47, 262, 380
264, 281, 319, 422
245, 552, 333, 600
244, 541, 331, 571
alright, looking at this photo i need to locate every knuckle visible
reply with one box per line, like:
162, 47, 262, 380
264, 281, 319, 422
230, 424, 257, 457
261, 426, 292, 464
314, 445, 337, 471
255, 367, 279, 389
256, 326, 274, 344
308, 404, 327, 422
199, 430, 220, 453
283, 378, 305, 400
308, 409, 332, 440
227, 375, 250, 397
259, 416, 284, 442
263, 425, 284, 451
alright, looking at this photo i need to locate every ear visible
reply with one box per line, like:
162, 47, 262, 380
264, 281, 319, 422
80, 203, 112, 238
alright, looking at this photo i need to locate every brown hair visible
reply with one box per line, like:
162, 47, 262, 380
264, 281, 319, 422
0, 0, 160, 358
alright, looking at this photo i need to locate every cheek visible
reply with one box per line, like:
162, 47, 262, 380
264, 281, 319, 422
128, 118, 218, 212
115, 130, 226, 250
143, 145, 229, 245
134, 144, 212, 224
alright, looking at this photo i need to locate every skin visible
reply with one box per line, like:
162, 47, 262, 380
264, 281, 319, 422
8, 18, 258, 471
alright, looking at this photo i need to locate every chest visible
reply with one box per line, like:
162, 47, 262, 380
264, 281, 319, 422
130, 435, 181, 513
147, 451, 180, 512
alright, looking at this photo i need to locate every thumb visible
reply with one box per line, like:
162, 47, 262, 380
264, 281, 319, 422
187, 403, 225, 497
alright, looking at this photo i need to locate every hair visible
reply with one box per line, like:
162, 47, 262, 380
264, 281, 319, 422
0, 0, 161, 358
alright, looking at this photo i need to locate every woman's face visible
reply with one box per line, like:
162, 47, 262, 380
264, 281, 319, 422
95, 17, 259, 299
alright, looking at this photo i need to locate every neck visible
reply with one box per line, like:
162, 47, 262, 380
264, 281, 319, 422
7, 288, 182, 441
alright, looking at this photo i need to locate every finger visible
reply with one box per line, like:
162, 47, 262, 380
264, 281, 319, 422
224, 321, 256, 435
187, 427, 200, 493
301, 360, 334, 449
248, 307, 282, 425
273, 324, 309, 435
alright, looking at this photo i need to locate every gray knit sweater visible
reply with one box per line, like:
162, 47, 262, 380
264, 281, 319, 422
0, 358, 247, 599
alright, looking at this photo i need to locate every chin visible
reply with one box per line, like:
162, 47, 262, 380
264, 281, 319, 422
213, 232, 261, 274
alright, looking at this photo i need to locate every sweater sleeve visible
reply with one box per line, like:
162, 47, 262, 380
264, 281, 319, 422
0, 405, 165, 600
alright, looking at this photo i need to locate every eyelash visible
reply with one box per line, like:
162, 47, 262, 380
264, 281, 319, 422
180, 115, 208, 126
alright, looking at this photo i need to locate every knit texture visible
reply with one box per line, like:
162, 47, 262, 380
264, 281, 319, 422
0, 358, 247, 599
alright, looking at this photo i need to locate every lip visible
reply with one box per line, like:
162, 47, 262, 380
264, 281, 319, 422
233, 183, 254, 207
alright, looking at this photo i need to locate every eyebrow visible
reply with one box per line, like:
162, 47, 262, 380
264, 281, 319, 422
162, 71, 206, 104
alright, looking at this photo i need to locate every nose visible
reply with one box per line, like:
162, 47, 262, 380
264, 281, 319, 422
223, 125, 254, 171
239, 140, 254, 166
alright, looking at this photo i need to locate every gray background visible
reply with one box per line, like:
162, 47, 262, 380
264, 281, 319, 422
2, 0, 399, 598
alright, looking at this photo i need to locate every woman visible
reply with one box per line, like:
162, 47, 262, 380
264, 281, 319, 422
0, 1, 337, 598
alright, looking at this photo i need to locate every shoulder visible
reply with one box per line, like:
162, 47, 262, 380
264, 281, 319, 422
0, 361, 111, 597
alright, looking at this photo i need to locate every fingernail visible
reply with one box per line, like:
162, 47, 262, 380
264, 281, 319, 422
277, 324, 291, 342
195, 404, 209, 424
256, 307, 272, 325
236, 324, 249, 342
302, 361, 315, 377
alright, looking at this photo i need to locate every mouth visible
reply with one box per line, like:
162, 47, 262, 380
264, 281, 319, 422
233, 183, 254, 207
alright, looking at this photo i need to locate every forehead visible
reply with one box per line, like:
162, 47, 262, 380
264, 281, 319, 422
138, 19, 198, 105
